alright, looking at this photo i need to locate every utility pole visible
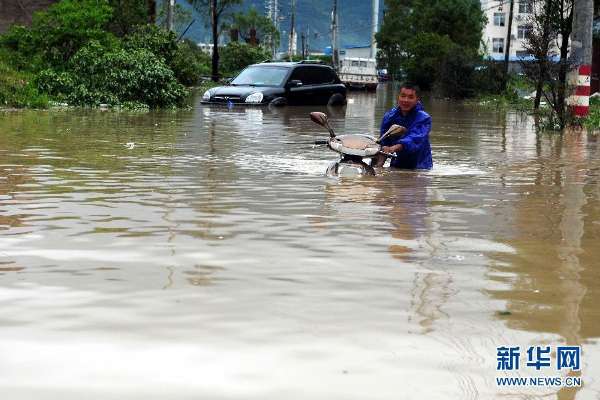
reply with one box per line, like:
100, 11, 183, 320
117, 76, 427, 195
307, 26, 310, 58
301, 31, 306, 59
166, 0, 174, 32
332, 0, 339, 71
503, 0, 515, 88
288, 0, 296, 59
370, 0, 379, 59
266, 0, 279, 59
568, 0, 594, 117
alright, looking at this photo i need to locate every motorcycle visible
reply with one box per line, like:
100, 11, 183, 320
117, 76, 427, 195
309, 111, 405, 176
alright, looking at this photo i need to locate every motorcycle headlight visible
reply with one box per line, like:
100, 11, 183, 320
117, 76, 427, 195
245, 92, 263, 103
202, 90, 211, 101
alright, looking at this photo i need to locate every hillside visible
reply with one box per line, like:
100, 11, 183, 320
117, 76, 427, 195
169, 0, 381, 52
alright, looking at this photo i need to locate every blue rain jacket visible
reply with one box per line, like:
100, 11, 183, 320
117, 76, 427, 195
379, 102, 433, 169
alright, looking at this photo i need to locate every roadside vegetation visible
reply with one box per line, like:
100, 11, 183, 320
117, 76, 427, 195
0, 0, 272, 110
376, 0, 597, 132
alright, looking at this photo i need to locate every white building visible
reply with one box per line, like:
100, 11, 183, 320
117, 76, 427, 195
480, 0, 534, 61
197, 43, 214, 55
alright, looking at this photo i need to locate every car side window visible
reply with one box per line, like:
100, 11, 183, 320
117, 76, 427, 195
289, 67, 311, 84
288, 66, 336, 85
312, 67, 335, 84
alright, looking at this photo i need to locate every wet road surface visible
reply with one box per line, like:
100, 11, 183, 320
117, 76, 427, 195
1, 85, 599, 399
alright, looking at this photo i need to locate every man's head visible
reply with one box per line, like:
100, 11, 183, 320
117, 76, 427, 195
397, 83, 420, 114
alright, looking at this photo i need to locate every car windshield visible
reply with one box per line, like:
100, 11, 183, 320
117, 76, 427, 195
231, 66, 289, 87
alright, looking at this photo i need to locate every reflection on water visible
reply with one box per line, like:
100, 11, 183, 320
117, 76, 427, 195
1, 86, 599, 399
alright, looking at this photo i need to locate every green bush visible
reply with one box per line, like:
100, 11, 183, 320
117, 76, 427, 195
585, 104, 600, 130
472, 61, 506, 95
124, 25, 210, 86
436, 46, 480, 98
0, 0, 202, 108
124, 24, 177, 61
107, 0, 150, 37
1, 0, 115, 69
220, 42, 270, 76
0, 58, 48, 108
170, 40, 211, 86
37, 41, 188, 108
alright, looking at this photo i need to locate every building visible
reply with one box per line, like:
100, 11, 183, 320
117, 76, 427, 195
480, 0, 534, 62
197, 43, 215, 56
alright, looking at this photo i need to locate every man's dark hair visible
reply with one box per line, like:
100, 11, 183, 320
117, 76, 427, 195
398, 82, 421, 97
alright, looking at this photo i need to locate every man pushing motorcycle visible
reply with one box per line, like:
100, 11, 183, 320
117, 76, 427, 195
372, 83, 433, 170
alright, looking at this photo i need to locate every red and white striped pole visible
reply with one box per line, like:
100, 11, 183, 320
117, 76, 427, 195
569, 64, 592, 117
568, 0, 593, 119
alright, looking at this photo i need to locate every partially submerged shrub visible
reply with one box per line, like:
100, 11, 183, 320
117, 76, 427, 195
37, 41, 188, 108
124, 24, 177, 61
0, 58, 48, 108
1, 0, 114, 69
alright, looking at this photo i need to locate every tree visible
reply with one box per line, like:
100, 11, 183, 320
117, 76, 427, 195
187, 0, 241, 82
521, 0, 573, 128
521, 0, 555, 110
220, 41, 270, 75
108, 0, 151, 36
375, 0, 485, 96
229, 7, 279, 48
156, 1, 193, 33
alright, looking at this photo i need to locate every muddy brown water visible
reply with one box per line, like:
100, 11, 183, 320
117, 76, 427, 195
1, 85, 599, 399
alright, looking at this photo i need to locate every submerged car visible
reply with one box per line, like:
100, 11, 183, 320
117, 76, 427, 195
201, 61, 347, 106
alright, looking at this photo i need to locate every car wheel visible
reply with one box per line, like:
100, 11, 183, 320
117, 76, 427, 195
328, 93, 346, 106
269, 97, 287, 107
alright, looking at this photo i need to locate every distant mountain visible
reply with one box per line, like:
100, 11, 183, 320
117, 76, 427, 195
164, 0, 382, 52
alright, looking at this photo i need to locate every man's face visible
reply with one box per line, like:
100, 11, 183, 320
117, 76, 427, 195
397, 88, 418, 114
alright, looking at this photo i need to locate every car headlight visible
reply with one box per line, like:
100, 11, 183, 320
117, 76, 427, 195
245, 92, 263, 103
202, 90, 211, 101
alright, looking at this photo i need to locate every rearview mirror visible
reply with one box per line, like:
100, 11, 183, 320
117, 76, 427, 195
309, 111, 336, 138
377, 124, 406, 143
287, 79, 303, 88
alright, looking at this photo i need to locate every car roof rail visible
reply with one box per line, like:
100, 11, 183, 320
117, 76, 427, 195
298, 60, 325, 64
260, 59, 273, 63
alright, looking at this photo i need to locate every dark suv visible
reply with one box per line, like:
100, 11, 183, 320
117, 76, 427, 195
201, 61, 347, 106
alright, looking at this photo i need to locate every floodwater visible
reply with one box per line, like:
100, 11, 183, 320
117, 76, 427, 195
0, 85, 599, 399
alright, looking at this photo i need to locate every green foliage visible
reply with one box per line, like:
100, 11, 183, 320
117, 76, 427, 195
36, 41, 188, 108
229, 7, 280, 48
0, 55, 48, 108
187, 0, 243, 80
311, 54, 332, 64
220, 42, 270, 76
124, 24, 178, 60
1, 0, 115, 69
471, 61, 507, 95
0, 0, 208, 109
376, 0, 485, 97
171, 40, 211, 85
124, 26, 209, 86
156, 2, 194, 32
472, 73, 534, 111
402, 33, 454, 90
585, 103, 600, 130
108, 0, 150, 36
436, 45, 480, 98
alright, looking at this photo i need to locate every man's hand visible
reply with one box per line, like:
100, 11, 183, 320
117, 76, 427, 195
382, 144, 403, 154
